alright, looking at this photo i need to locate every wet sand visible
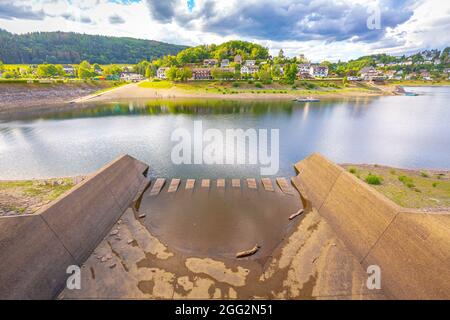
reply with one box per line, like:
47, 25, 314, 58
138, 178, 303, 261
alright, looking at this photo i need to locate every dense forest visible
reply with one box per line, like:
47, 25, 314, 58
149, 40, 269, 68
0, 29, 188, 64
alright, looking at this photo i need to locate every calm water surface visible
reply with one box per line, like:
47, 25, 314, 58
0, 86, 449, 179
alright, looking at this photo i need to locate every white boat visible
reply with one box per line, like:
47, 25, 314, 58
293, 97, 320, 102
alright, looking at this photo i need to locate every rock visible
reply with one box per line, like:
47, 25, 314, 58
127, 239, 134, 244
138, 213, 146, 219
109, 263, 116, 269
100, 257, 108, 263
110, 229, 119, 236
105, 254, 113, 260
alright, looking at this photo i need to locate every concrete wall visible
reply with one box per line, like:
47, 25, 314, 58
292, 153, 450, 300
0, 155, 149, 299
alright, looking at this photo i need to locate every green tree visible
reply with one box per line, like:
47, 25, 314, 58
283, 63, 298, 84
258, 64, 272, 83
36, 64, 60, 77
176, 67, 192, 81
77, 60, 93, 79
0, 60, 4, 72
165, 66, 178, 81
145, 65, 154, 78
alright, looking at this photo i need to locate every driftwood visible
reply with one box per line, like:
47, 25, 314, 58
289, 209, 304, 220
236, 244, 260, 258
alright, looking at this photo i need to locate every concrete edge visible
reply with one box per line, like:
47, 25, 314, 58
292, 153, 450, 299
0, 154, 149, 299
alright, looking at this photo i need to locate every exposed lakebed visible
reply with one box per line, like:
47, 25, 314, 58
0, 86, 449, 179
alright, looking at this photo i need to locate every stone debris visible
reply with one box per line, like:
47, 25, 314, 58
236, 244, 260, 258
185, 179, 195, 189
110, 229, 119, 236
217, 179, 225, 188
201, 179, 210, 188
261, 178, 274, 191
289, 209, 304, 220
276, 177, 295, 195
168, 179, 181, 193
138, 214, 146, 219
247, 178, 257, 189
150, 178, 166, 196
109, 263, 116, 269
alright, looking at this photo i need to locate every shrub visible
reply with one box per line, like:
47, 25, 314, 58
432, 182, 438, 188
398, 175, 415, 188
232, 82, 240, 88
365, 174, 382, 185
420, 171, 429, 178
255, 82, 263, 88
348, 167, 357, 174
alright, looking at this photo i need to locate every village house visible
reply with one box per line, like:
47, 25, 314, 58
220, 59, 230, 67
156, 67, 168, 79
241, 64, 259, 75
309, 64, 328, 78
405, 72, 417, 80
347, 76, 361, 81
234, 55, 242, 64
444, 68, 450, 74
297, 63, 311, 73
192, 68, 213, 80
244, 60, 256, 66
420, 70, 431, 80
384, 70, 396, 79
203, 59, 218, 67
120, 72, 144, 82
360, 66, 383, 81
62, 65, 75, 75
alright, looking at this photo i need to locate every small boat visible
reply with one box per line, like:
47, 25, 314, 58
293, 97, 320, 102
404, 92, 419, 96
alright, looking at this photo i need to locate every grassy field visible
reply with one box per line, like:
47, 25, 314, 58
0, 178, 78, 216
341, 164, 450, 210
137, 79, 379, 96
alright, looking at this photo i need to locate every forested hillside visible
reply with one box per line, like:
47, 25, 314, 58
0, 29, 188, 64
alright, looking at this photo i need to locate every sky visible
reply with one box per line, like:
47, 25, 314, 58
0, 0, 449, 62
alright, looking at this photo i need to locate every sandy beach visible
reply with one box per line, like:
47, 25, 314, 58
78, 80, 396, 104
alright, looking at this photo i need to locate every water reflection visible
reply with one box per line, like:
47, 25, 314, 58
0, 87, 449, 179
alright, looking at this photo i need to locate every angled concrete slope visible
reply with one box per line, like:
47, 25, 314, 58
0, 155, 149, 299
292, 153, 450, 299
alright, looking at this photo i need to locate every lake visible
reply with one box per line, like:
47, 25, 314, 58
0, 86, 449, 180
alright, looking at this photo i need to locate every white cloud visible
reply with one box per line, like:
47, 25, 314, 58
0, 0, 449, 61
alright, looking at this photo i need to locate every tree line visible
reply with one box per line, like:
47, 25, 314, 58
0, 29, 187, 64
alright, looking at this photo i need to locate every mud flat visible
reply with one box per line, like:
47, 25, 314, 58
0, 82, 115, 118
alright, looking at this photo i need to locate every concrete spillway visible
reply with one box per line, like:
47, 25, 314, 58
0, 153, 448, 299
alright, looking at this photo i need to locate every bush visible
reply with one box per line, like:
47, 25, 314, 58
255, 82, 263, 88
432, 182, 438, 188
420, 171, 429, 178
398, 175, 415, 188
348, 167, 357, 174
365, 174, 382, 185
232, 82, 240, 88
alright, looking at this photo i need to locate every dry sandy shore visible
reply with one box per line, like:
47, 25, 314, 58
79, 81, 395, 104
0, 82, 113, 118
